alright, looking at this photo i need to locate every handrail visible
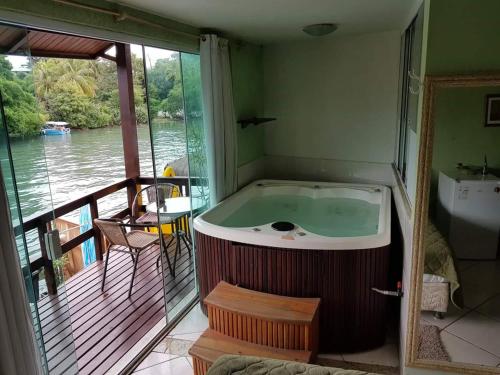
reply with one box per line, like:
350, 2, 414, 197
25, 176, 193, 295
137, 175, 207, 190
17, 178, 134, 234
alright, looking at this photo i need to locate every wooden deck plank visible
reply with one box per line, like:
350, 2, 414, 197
65, 251, 137, 303
66, 249, 160, 322
89, 255, 196, 374
40, 309, 71, 343
40, 240, 195, 374
89, 307, 166, 374
38, 251, 128, 311
38, 252, 129, 321
77, 252, 193, 361
73, 250, 192, 347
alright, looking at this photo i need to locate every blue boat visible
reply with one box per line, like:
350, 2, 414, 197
41, 121, 71, 135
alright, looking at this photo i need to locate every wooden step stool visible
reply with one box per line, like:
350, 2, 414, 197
189, 329, 312, 375
188, 281, 320, 375
204, 281, 320, 354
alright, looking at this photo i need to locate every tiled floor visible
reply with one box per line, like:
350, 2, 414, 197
318, 325, 399, 370
133, 304, 208, 374
135, 303, 400, 374
421, 260, 500, 367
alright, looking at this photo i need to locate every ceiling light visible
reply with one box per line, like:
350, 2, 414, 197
302, 23, 338, 37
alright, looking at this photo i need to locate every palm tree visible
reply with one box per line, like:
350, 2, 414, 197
33, 59, 59, 98
33, 59, 99, 100
58, 60, 98, 96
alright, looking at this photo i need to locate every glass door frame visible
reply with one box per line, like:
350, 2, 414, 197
0, 22, 79, 374
0, 68, 48, 374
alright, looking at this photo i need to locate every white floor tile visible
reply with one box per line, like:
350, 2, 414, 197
170, 332, 205, 341
135, 352, 178, 371
152, 341, 168, 353
476, 293, 500, 322
420, 303, 470, 330
163, 337, 195, 356
342, 343, 399, 367
445, 311, 500, 357
440, 331, 500, 367
134, 356, 193, 375
168, 304, 208, 337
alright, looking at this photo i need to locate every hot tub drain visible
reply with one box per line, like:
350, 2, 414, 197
271, 221, 295, 231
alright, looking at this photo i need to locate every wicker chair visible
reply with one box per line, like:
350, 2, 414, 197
130, 183, 181, 225
130, 184, 192, 271
94, 218, 159, 298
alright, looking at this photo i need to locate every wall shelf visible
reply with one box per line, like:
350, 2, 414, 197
238, 117, 276, 129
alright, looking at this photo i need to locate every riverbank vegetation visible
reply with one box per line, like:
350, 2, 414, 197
0, 57, 45, 136
0, 51, 185, 137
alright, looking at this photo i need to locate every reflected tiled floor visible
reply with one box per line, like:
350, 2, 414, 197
133, 304, 208, 374
421, 260, 500, 367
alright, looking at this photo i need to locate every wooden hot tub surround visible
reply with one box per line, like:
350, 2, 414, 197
195, 231, 390, 353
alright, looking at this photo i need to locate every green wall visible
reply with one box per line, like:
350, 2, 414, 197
426, 0, 500, 211
426, 0, 500, 75
430, 86, 500, 207
230, 43, 265, 166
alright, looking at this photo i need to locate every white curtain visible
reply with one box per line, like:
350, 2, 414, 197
0, 169, 43, 375
200, 34, 238, 205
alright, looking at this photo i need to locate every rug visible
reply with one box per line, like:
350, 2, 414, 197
417, 324, 450, 361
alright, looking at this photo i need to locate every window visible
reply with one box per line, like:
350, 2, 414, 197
396, 6, 424, 204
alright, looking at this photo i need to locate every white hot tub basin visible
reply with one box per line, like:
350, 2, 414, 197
194, 179, 391, 250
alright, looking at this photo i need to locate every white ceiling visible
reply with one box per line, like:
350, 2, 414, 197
114, 0, 417, 44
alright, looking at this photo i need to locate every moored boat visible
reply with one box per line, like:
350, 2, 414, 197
41, 121, 71, 135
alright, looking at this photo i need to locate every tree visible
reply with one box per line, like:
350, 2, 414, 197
32, 57, 147, 129
44, 86, 110, 129
1, 48, 186, 136
0, 57, 45, 137
179, 53, 203, 117
33, 59, 98, 101
1, 77, 45, 136
0, 57, 14, 80
146, 54, 184, 118
160, 83, 183, 118
94, 54, 148, 126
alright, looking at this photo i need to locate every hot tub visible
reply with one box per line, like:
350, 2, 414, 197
194, 180, 391, 352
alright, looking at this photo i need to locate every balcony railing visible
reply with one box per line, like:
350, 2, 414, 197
26, 175, 202, 374
17, 176, 197, 295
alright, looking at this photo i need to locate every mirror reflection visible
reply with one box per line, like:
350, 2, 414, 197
418, 84, 500, 366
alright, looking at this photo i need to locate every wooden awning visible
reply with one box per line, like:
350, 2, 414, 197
0, 25, 114, 59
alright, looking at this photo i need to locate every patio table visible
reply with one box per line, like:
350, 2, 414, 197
146, 196, 205, 277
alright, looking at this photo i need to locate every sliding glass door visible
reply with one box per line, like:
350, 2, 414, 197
142, 46, 198, 325
0, 24, 78, 374
180, 52, 210, 214
180, 51, 210, 253
0, 81, 49, 372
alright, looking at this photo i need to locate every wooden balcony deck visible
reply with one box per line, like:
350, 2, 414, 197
37, 240, 195, 375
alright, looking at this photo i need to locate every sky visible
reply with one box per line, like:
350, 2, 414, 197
7, 55, 30, 71
6, 43, 177, 71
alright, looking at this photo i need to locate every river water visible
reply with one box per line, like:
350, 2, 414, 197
8, 120, 187, 260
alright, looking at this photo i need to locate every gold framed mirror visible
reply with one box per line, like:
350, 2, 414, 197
407, 73, 500, 374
